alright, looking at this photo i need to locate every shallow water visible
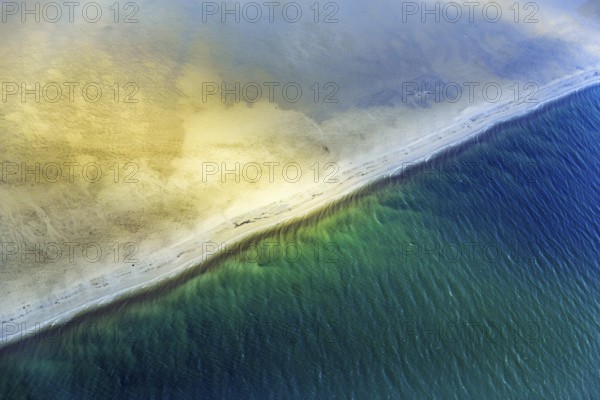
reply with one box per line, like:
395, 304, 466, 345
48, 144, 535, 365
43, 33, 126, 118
1, 86, 599, 399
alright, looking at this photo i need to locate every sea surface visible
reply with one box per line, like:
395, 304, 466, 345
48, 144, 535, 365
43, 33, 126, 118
1, 86, 599, 399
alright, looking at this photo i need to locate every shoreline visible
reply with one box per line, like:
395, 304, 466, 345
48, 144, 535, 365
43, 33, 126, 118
2, 68, 600, 350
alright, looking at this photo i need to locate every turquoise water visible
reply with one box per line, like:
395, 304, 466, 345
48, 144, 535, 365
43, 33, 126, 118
1, 86, 599, 399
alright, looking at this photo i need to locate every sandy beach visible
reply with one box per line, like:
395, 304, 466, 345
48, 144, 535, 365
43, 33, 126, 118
2, 66, 599, 349
3, 0, 600, 352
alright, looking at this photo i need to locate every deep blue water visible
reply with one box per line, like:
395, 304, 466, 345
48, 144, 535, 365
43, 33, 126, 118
0, 85, 599, 399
